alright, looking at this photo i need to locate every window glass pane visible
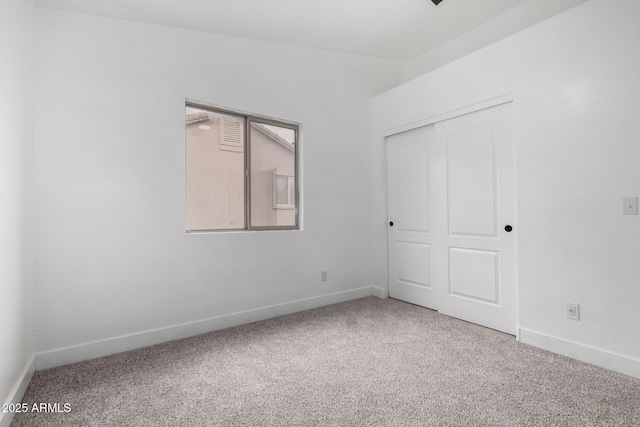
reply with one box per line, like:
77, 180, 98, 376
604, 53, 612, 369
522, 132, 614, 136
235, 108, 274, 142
288, 177, 295, 205
250, 122, 296, 227
276, 176, 289, 205
185, 107, 245, 231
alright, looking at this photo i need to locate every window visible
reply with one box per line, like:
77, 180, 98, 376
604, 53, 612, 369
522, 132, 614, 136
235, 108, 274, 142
185, 101, 299, 232
274, 174, 295, 209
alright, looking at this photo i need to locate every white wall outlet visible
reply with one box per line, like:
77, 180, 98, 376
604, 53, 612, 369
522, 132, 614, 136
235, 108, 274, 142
567, 302, 580, 320
321, 271, 327, 282
622, 197, 638, 215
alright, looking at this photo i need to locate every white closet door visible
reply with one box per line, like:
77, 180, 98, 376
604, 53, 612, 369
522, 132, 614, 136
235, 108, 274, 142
386, 125, 436, 309
431, 102, 517, 334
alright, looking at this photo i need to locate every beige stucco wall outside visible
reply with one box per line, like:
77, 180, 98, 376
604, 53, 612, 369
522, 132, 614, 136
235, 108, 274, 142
250, 125, 295, 227
186, 117, 295, 231
186, 117, 245, 231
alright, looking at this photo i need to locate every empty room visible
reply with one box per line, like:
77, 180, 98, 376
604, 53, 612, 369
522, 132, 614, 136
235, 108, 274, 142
2, 0, 640, 425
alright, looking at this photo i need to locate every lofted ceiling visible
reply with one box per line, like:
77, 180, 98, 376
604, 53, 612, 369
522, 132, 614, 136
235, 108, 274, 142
35, 0, 587, 60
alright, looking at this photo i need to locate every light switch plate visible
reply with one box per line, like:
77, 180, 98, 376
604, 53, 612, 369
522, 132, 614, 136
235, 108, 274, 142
623, 197, 638, 215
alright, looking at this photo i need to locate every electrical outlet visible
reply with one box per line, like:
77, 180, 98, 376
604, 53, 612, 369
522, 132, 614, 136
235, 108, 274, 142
567, 303, 580, 320
321, 271, 327, 282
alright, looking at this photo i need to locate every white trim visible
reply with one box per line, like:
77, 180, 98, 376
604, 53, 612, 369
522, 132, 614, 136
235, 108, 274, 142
380, 92, 514, 138
36, 287, 378, 371
0, 356, 36, 427
371, 286, 389, 299
380, 135, 390, 299
519, 328, 640, 379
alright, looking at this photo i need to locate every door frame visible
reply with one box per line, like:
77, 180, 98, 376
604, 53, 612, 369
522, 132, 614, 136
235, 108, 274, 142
380, 92, 520, 338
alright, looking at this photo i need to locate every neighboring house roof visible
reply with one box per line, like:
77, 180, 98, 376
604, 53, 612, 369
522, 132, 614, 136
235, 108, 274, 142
251, 123, 295, 152
185, 112, 209, 125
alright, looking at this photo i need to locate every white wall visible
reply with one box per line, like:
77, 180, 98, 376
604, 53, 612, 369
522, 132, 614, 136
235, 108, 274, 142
372, 0, 640, 374
0, 0, 36, 419
33, 8, 405, 356
405, 0, 588, 80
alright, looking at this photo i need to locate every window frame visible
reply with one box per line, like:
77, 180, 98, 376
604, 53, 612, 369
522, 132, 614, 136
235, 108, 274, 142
185, 100, 300, 232
273, 172, 295, 210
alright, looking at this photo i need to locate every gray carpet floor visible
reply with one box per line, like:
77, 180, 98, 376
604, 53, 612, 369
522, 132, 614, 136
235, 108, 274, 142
12, 296, 640, 426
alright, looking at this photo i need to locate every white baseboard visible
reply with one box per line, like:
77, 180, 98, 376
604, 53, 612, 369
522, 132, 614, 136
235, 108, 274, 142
37, 286, 378, 371
0, 356, 36, 427
371, 286, 388, 299
519, 328, 640, 379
